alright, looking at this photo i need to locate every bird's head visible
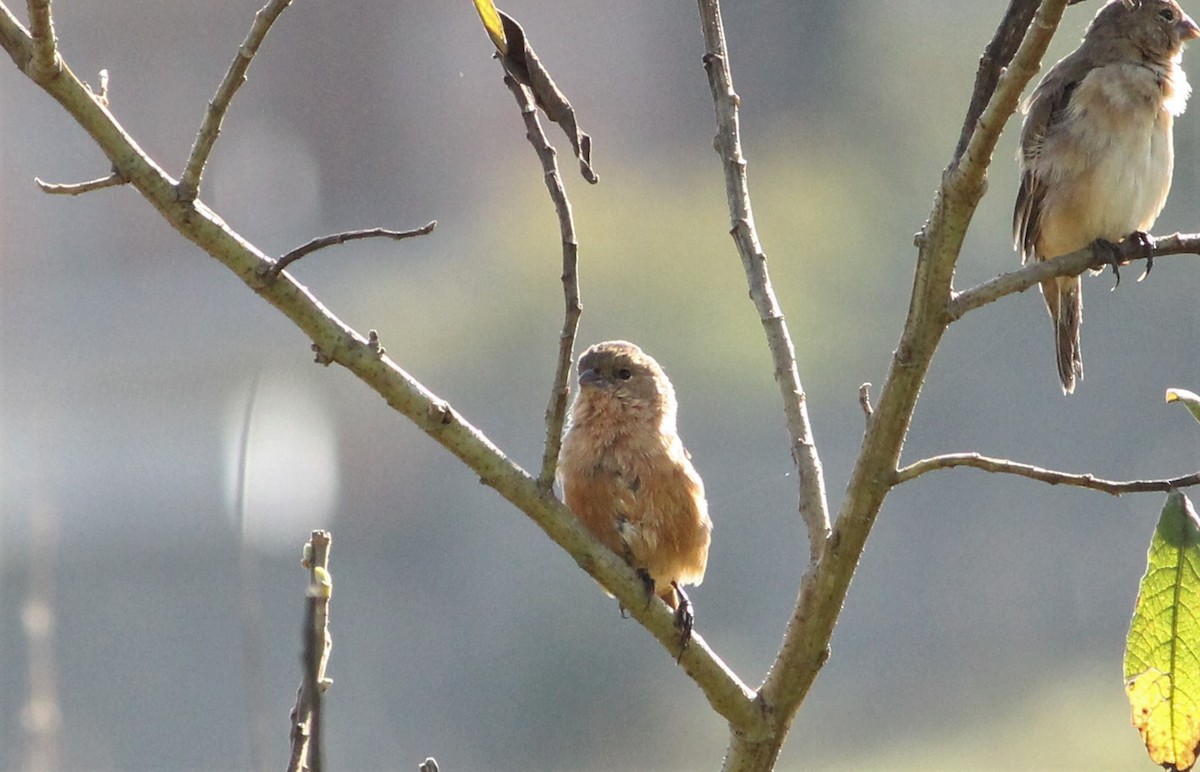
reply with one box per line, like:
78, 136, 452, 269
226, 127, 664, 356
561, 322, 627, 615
1089, 0, 1200, 61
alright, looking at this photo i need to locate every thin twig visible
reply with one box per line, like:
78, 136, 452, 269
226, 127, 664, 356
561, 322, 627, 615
697, 0, 830, 568
948, 232, 1200, 322
895, 452, 1200, 495
500, 75, 582, 492
270, 222, 437, 277
178, 0, 295, 201
287, 531, 332, 772
34, 171, 124, 196
24, 0, 55, 81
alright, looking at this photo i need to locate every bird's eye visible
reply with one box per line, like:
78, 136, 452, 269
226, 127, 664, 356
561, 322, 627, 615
1160, 7, 1176, 21
617, 368, 633, 380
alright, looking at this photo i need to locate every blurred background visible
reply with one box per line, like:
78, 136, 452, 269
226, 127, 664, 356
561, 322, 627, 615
1, 0, 1199, 769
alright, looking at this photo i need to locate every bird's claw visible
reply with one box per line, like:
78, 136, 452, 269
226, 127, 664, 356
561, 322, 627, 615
1089, 237, 1124, 290
1130, 231, 1156, 282
672, 582, 694, 662
636, 567, 655, 611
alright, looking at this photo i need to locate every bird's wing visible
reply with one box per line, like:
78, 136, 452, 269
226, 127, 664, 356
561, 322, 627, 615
1014, 66, 1082, 262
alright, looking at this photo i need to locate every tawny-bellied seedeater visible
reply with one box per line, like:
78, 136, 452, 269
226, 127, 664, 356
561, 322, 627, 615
1015, 0, 1198, 394
557, 340, 711, 647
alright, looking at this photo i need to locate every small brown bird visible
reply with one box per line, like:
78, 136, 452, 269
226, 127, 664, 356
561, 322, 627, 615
557, 341, 712, 646
1014, 0, 1198, 393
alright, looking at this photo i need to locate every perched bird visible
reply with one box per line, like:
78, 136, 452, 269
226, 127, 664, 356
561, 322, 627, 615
1014, 0, 1198, 393
558, 340, 711, 647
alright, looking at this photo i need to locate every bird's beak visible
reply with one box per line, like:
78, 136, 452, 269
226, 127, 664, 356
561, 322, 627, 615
1179, 12, 1200, 42
579, 367, 606, 388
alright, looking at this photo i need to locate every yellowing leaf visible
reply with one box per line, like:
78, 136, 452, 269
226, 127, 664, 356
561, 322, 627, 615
1125, 490, 1200, 770
1167, 388, 1200, 426
473, 0, 507, 56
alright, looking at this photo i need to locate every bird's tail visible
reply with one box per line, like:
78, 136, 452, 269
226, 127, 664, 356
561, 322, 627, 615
1042, 275, 1083, 394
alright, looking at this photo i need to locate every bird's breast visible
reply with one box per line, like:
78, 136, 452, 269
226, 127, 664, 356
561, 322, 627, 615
1034, 62, 1177, 255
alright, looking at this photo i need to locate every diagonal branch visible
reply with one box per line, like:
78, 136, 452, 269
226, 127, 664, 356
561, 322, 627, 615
696, 0, 830, 568
948, 232, 1200, 322
0, 4, 764, 737
177, 0, 295, 201
895, 452, 1200, 495
500, 74, 582, 492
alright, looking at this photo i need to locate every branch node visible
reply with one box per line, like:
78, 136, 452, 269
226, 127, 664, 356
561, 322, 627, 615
311, 343, 333, 367
427, 401, 453, 427
858, 383, 873, 419
367, 329, 385, 357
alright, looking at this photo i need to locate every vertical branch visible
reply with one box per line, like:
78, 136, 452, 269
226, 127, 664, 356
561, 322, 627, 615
287, 531, 333, 772
24, 0, 55, 80
177, 0, 295, 200
501, 75, 583, 491
695, 0, 830, 565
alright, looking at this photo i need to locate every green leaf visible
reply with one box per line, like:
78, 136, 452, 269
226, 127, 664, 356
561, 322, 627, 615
1125, 490, 1200, 770
472, 0, 507, 56
1166, 388, 1200, 426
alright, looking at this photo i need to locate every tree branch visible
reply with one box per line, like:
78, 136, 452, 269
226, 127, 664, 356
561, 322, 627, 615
287, 531, 332, 772
34, 170, 124, 196
712, 1, 1070, 768
24, 0, 55, 81
270, 222, 438, 277
696, 0, 830, 568
178, 0, 295, 201
499, 74, 582, 493
894, 453, 1200, 494
947, 232, 1200, 322
952, 0, 1040, 165
0, 5, 764, 737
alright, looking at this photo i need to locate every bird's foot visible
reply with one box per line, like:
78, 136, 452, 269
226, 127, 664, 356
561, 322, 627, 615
1129, 231, 1156, 282
672, 582, 694, 662
636, 567, 655, 611
1089, 237, 1124, 289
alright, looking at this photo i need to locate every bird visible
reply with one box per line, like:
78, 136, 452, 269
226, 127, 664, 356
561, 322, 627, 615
1014, 0, 1198, 393
557, 340, 712, 650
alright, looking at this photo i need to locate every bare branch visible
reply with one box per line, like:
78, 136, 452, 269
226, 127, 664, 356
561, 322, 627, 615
895, 452, 1200, 495
25, 0, 55, 81
178, 0, 295, 201
724, 1, 1070, 768
499, 75, 583, 492
952, 0, 1040, 164
948, 232, 1200, 322
34, 171, 124, 196
287, 531, 332, 772
696, 0, 830, 567
269, 222, 438, 277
